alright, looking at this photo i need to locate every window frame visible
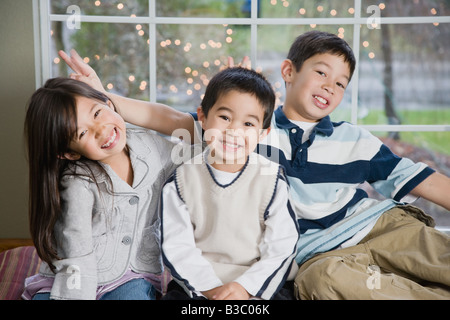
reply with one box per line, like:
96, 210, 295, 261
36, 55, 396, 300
34, 0, 450, 135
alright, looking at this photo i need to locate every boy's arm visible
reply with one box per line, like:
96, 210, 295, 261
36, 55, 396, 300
59, 49, 195, 141
410, 172, 450, 211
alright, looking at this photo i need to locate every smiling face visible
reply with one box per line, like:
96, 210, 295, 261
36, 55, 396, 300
198, 90, 269, 172
66, 95, 127, 166
281, 53, 351, 122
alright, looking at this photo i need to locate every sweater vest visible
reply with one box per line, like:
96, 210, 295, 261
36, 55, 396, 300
175, 152, 282, 284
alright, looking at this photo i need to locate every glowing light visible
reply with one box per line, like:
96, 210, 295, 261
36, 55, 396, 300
363, 41, 369, 47
94, 55, 100, 60
95, 1, 101, 7
270, 0, 277, 5
203, 61, 210, 68
175, 39, 181, 45
283, 1, 289, 8
194, 84, 201, 91
187, 78, 193, 84
214, 59, 221, 66
433, 22, 439, 26
379, 3, 386, 10
192, 70, 198, 77
226, 37, 233, 43
348, 8, 355, 14
187, 90, 193, 96
338, 27, 345, 33
310, 24, 316, 28
299, 8, 306, 15
200, 43, 207, 50
430, 8, 437, 15
368, 52, 375, 59
83, 57, 90, 63
53, 57, 60, 64
107, 83, 114, 90
226, 29, 233, 35
330, 9, 337, 16
138, 30, 144, 36
117, 3, 124, 10
185, 67, 192, 74
136, 24, 142, 30
128, 75, 135, 82
317, 6, 323, 12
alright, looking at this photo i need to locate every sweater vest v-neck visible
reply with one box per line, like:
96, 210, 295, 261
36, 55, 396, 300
175, 152, 281, 283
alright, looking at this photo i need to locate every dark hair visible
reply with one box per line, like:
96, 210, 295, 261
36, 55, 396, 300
200, 67, 275, 129
24, 77, 112, 271
287, 30, 356, 81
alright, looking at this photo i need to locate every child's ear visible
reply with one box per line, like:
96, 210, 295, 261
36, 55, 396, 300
59, 152, 81, 161
281, 59, 294, 82
197, 106, 206, 128
259, 127, 271, 141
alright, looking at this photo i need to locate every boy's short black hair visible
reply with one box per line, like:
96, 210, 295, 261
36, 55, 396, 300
287, 30, 356, 81
201, 67, 275, 129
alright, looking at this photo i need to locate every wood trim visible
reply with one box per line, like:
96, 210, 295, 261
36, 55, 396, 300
0, 239, 34, 253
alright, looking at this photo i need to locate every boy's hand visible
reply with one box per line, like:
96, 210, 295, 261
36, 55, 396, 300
58, 49, 106, 93
202, 282, 251, 300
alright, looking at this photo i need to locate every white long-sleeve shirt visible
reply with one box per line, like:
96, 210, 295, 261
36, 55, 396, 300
161, 154, 299, 300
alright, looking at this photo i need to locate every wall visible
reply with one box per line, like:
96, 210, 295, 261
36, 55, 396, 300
0, 0, 36, 238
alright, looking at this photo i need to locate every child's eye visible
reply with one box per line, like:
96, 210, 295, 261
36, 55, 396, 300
219, 115, 230, 121
337, 82, 346, 89
244, 122, 255, 127
94, 109, 101, 118
316, 71, 326, 77
79, 130, 87, 139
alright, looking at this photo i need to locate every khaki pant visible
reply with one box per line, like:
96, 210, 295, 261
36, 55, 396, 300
295, 205, 450, 300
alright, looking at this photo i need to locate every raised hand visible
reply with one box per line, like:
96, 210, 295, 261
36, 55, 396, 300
225, 56, 251, 69
58, 49, 106, 93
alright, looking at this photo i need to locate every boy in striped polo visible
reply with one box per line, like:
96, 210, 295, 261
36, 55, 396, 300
258, 31, 450, 299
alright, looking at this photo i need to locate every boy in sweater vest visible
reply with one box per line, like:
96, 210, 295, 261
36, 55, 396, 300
160, 67, 299, 300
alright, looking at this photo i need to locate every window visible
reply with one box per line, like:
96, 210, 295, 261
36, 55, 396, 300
34, 0, 450, 229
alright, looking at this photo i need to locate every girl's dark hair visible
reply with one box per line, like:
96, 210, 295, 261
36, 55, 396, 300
200, 67, 275, 129
287, 30, 356, 81
24, 77, 112, 271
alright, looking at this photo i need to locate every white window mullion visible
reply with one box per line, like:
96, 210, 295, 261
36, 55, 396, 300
250, 0, 258, 68
38, 0, 51, 86
149, 0, 156, 103
351, 0, 362, 125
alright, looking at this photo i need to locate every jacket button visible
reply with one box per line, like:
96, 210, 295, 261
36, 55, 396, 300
122, 236, 132, 245
129, 196, 139, 205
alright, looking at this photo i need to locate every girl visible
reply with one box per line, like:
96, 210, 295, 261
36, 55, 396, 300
23, 77, 192, 300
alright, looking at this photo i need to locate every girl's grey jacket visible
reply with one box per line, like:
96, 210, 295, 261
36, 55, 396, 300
39, 129, 193, 300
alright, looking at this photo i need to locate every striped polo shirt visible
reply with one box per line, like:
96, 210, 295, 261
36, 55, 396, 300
257, 106, 435, 264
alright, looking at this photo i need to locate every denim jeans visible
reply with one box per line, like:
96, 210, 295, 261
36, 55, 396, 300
32, 278, 156, 300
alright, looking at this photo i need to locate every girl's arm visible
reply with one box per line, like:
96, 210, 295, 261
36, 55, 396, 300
410, 171, 450, 211
59, 49, 195, 141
